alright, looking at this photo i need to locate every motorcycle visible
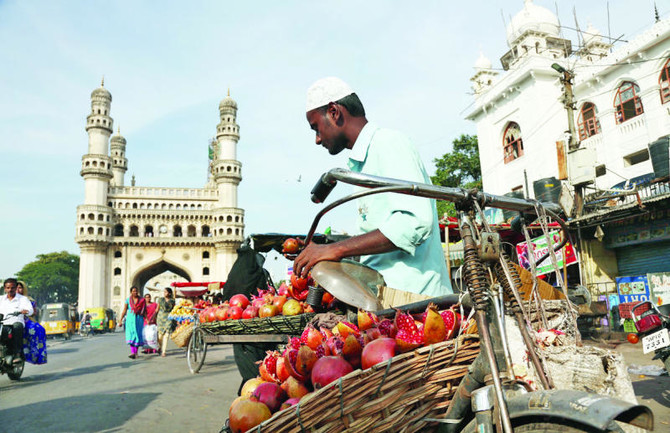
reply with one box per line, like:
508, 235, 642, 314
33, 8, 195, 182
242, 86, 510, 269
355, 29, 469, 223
0, 311, 26, 380
629, 301, 670, 372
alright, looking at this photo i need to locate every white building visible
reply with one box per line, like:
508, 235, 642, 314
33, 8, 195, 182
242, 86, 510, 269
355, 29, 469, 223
467, 0, 670, 291
75, 82, 245, 315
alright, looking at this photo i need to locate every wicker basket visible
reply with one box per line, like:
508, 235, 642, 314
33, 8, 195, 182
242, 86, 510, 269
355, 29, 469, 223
171, 322, 194, 347
200, 313, 317, 335
250, 336, 479, 433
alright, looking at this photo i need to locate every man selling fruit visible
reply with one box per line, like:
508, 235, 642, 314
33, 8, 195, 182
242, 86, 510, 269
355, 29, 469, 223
294, 77, 452, 307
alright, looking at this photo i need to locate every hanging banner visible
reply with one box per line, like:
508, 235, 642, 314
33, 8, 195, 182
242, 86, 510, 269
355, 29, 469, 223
647, 272, 670, 306
616, 275, 650, 304
515, 230, 577, 276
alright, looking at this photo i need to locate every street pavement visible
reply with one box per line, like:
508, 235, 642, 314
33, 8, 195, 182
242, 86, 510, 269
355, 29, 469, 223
0, 331, 668, 432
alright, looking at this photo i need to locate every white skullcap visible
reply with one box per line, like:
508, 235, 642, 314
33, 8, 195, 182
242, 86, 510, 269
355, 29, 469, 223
305, 77, 354, 112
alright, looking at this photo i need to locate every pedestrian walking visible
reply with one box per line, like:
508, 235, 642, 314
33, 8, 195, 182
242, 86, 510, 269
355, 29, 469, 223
118, 286, 145, 359
142, 294, 159, 354
156, 287, 175, 357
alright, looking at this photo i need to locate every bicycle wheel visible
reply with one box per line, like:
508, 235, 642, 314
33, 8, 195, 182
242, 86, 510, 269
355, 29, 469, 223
187, 327, 207, 374
462, 418, 625, 433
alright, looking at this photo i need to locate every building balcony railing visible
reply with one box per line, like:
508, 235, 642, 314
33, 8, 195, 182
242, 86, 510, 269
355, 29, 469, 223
582, 175, 670, 215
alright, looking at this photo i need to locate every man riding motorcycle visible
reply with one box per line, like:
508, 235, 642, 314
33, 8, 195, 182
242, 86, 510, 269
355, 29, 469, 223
0, 278, 34, 364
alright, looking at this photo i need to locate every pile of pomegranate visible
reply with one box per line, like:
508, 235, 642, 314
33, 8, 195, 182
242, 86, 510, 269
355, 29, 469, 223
228, 303, 467, 432
199, 279, 336, 323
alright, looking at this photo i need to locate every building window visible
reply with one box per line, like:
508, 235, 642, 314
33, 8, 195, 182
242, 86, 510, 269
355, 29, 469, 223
623, 149, 649, 167
503, 122, 524, 163
202, 251, 210, 259
113, 224, 124, 236
203, 267, 210, 276
660, 58, 670, 104
114, 267, 121, 275
173, 225, 182, 237
129, 225, 139, 237
202, 225, 210, 237
144, 225, 154, 237
187, 225, 196, 237
614, 81, 643, 123
114, 250, 122, 258
595, 164, 606, 177
577, 102, 601, 140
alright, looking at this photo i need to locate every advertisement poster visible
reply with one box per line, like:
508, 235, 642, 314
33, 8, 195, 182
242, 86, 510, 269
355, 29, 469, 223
616, 275, 650, 304
647, 272, 670, 305
515, 231, 577, 276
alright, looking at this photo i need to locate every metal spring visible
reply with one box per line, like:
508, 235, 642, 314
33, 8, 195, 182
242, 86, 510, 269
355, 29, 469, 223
495, 253, 524, 314
461, 224, 490, 311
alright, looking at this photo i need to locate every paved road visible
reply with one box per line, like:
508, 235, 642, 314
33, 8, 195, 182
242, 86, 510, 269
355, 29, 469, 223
0, 332, 241, 433
1, 332, 668, 432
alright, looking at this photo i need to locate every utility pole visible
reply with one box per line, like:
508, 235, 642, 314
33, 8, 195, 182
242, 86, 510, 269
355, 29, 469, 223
552, 63, 583, 216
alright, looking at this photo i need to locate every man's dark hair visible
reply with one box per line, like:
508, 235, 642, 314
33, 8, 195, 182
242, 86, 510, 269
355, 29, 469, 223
3, 278, 18, 286
319, 93, 366, 117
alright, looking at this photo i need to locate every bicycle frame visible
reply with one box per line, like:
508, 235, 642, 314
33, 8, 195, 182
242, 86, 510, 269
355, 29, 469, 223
307, 168, 653, 433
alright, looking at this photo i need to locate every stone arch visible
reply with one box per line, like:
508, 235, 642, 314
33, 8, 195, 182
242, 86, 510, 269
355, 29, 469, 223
131, 258, 192, 291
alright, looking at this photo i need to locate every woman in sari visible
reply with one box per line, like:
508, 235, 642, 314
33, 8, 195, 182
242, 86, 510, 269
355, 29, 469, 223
156, 287, 175, 357
142, 294, 159, 354
17, 281, 47, 365
118, 286, 146, 359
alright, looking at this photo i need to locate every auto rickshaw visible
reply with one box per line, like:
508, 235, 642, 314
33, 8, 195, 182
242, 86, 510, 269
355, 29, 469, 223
40, 303, 77, 339
105, 308, 116, 332
87, 307, 109, 333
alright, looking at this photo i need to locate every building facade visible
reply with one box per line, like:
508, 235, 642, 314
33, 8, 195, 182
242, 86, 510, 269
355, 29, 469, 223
467, 0, 670, 294
75, 83, 245, 315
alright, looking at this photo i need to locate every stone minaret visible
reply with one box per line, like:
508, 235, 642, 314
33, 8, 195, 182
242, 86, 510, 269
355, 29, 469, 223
211, 91, 244, 278
75, 79, 114, 312
110, 127, 128, 186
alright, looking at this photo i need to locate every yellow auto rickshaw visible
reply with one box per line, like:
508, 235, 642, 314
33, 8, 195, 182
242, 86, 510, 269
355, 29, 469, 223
40, 303, 77, 339
87, 307, 109, 333
105, 308, 116, 332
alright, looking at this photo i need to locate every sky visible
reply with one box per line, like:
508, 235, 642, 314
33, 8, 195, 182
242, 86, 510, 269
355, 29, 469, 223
0, 0, 666, 282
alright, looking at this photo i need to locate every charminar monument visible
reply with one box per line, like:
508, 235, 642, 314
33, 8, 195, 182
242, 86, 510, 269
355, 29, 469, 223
75, 80, 244, 316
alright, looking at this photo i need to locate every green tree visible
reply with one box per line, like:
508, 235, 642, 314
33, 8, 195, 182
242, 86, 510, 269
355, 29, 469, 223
431, 134, 481, 217
16, 251, 79, 305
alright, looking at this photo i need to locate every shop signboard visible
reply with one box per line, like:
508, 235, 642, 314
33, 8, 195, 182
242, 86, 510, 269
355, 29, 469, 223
616, 275, 650, 304
515, 230, 577, 276
647, 272, 670, 306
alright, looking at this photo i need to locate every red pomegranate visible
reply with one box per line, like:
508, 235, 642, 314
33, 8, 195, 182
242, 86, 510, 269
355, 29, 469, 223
310, 356, 353, 390
361, 337, 397, 369
241, 305, 258, 319
280, 376, 311, 399
215, 307, 228, 321
280, 397, 301, 411
229, 399, 271, 433
251, 382, 286, 413
240, 378, 265, 398
228, 306, 243, 320
229, 294, 250, 309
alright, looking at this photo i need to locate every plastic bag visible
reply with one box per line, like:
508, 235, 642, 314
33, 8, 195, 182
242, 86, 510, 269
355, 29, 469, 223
143, 324, 159, 350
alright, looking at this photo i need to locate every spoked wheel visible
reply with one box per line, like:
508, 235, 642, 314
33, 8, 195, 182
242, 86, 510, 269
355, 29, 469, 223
7, 358, 25, 381
462, 418, 625, 433
187, 328, 207, 374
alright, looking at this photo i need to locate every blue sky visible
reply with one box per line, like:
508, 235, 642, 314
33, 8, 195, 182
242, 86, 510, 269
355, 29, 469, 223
0, 0, 664, 280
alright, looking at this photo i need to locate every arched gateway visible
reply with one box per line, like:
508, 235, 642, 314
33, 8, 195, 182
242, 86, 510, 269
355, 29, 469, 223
75, 81, 244, 317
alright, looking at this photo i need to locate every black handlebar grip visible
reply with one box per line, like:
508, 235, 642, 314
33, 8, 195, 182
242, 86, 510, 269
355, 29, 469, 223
310, 173, 337, 204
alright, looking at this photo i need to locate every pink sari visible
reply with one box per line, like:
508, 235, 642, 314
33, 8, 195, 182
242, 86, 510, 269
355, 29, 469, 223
145, 302, 158, 325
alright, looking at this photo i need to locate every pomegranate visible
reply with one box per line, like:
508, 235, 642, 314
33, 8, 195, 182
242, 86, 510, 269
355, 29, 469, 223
300, 325, 324, 350
272, 295, 288, 310
228, 306, 243, 320
395, 310, 423, 353
259, 304, 280, 318
228, 399, 272, 433
441, 308, 460, 339
280, 397, 301, 411
282, 237, 300, 254
277, 283, 290, 297
259, 351, 279, 383
295, 345, 318, 376
251, 382, 286, 413
282, 299, 303, 316
280, 376, 311, 399
229, 294, 250, 310
290, 273, 309, 291
377, 319, 396, 338
361, 337, 397, 369
240, 378, 265, 397
206, 308, 218, 322
283, 348, 307, 382
241, 305, 258, 319
311, 356, 354, 390
423, 303, 447, 345
325, 335, 344, 356
357, 309, 379, 331
335, 321, 360, 338
252, 296, 267, 309
275, 355, 290, 382
363, 327, 382, 344
341, 334, 363, 368
215, 307, 228, 321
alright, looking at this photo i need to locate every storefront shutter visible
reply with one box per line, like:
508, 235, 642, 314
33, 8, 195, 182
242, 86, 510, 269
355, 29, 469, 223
616, 240, 670, 276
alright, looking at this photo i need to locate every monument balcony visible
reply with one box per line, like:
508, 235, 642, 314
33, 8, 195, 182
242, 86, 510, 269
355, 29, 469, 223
108, 186, 218, 199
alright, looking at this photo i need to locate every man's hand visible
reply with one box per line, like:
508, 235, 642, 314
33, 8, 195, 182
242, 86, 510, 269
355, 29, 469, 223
20, 309, 29, 315
293, 243, 343, 278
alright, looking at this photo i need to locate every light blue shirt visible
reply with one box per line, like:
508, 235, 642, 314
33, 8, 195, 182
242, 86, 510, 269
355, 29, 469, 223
347, 122, 452, 296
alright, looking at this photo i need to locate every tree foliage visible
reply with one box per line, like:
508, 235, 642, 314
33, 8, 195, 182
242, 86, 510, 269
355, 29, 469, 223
431, 134, 482, 217
16, 251, 79, 305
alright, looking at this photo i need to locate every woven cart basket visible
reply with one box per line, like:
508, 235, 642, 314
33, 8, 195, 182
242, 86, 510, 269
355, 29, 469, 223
248, 335, 479, 433
171, 322, 194, 348
200, 313, 317, 335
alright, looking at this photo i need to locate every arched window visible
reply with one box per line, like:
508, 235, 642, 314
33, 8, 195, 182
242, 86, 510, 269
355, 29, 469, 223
114, 267, 121, 275
202, 251, 210, 259
144, 225, 154, 237
187, 225, 196, 237
129, 225, 139, 237
173, 225, 182, 237
614, 81, 643, 123
660, 58, 670, 104
227, 215, 233, 222
132, 203, 138, 209
114, 250, 122, 258
113, 224, 124, 236
201, 225, 211, 237
87, 227, 93, 234
97, 227, 103, 235
88, 213, 95, 220
503, 122, 524, 163
577, 102, 601, 140
203, 267, 210, 276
